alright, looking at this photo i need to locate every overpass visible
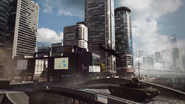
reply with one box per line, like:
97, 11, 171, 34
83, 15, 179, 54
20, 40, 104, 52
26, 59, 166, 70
2, 78, 185, 103
31, 85, 139, 104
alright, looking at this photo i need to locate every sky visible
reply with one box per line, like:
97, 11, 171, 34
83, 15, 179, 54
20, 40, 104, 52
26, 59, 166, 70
33, 0, 185, 58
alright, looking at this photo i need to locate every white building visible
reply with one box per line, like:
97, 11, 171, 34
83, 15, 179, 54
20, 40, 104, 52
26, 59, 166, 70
6, 0, 39, 59
63, 23, 88, 51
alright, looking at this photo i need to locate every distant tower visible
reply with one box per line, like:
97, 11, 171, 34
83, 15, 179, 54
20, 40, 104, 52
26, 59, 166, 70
64, 23, 88, 51
5, 0, 39, 59
115, 7, 133, 73
155, 52, 161, 63
172, 48, 183, 71
0, 0, 9, 49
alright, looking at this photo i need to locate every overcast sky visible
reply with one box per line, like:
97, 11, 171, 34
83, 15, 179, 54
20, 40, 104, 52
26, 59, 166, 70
33, 0, 185, 56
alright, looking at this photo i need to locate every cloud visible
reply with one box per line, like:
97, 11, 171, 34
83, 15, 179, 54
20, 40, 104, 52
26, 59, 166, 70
41, 0, 84, 18
37, 28, 63, 44
43, 4, 52, 13
115, 0, 183, 53
115, 0, 183, 21
115, 0, 184, 70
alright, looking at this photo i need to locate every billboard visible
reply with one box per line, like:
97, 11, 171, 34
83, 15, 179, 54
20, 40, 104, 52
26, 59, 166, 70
89, 66, 100, 72
54, 58, 69, 70
17, 60, 28, 70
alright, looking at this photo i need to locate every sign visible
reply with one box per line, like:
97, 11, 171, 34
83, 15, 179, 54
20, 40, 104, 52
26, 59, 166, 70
54, 58, 69, 70
89, 66, 100, 72
52, 46, 73, 54
17, 60, 28, 70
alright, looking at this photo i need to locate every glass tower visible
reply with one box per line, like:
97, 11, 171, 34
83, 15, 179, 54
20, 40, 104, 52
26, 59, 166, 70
115, 7, 133, 71
85, 0, 115, 72
0, 0, 9, 49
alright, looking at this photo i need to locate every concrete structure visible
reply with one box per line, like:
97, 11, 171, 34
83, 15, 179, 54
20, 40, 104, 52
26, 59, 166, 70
0, 0, 9, 49
38, 45, 51, 57
5, 0, 39, 59
64, 23, 88, 51
172, 48, 183, 71
85, 0, 115, 72
115, 7, 133, 72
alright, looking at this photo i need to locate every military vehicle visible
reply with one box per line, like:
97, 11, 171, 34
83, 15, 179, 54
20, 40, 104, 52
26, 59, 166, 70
108, 78, 160, 101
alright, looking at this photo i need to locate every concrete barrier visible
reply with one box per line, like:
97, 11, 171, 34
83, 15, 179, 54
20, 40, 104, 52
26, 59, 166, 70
0, 91, 29, 104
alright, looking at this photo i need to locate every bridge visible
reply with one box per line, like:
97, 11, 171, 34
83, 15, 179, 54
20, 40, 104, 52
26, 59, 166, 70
1, 78, 185, 104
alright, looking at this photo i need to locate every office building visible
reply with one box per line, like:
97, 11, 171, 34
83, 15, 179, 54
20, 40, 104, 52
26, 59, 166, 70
155, 52, 161, 63
38, 45, 51, 57
5, 0, 39, 59
115, 7, 133, 72
0, 0, 9, 49
172, 48, 183, 71
85, 0, 115, 72
64, 23, 88, 51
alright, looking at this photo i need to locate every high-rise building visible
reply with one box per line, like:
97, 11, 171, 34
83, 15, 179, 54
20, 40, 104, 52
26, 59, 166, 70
155, 52, 161, 63
142, 56, 154, 69
85, 0, 115, 72
5, 0, 39, 59
115, 7, 133, 72
172, 48, 183, 71
64, 23, 88, 50
0, 0, 9, 49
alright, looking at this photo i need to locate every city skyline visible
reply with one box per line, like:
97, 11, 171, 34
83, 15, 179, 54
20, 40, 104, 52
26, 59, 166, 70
33, 0, 185, 56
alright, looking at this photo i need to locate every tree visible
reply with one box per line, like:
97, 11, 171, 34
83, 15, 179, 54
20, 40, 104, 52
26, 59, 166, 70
100, 62, 106, 72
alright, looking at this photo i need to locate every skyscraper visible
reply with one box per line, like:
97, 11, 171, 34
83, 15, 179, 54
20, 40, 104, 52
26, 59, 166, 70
64, 23, 88, 51
85, 0, 115, 72
172, 48, 183, 71
5, 0, 39, 59
115, 7, 133, 72
0, 0, 9, 49
155, 52, 161, 63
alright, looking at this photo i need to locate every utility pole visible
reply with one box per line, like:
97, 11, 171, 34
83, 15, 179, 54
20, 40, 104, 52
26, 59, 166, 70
138, 60, 140, 79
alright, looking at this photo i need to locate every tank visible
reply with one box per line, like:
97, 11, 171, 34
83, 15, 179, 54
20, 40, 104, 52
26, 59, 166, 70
108, 78, 160, 101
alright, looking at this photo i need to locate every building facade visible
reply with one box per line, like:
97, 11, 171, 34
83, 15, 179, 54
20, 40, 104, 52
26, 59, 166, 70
85, 0, 115, 72
115, 7, 133, 72
0, 0, 9, 49
5, 0, 39, 59
63, 23, 88, 51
